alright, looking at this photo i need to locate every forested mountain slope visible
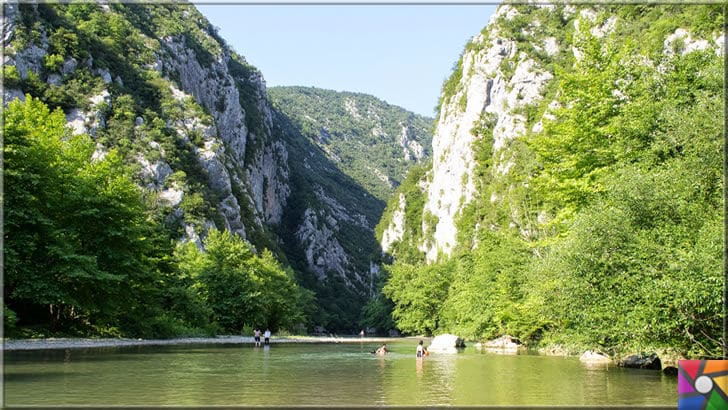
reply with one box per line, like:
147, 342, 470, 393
2, 2, 427, 336
376, 4, 724, 357
268, 86, 432, 201
267, 86, 432, 329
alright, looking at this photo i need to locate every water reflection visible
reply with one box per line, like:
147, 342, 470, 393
4, 342, 676, 406
426, 354, 457, 405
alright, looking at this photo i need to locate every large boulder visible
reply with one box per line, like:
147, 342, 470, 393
428, 334, 465, 353
579, 350, 612, 364
619, 353, 662, 370
656, 348, 685, 375
476, 335, 521, 354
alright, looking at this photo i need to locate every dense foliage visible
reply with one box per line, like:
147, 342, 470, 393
175, 229, 311, 332
5, 3, 438, 336
268, 86, 433, 201
381, 4, 724, 358
374, 163, 431, 264
3, 97, 312, 337
2, 3, 316, 337
5, 2, 253, 242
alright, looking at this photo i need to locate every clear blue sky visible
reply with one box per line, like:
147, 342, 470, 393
195, 4, 498, 117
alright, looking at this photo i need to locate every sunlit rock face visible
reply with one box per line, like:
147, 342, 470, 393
380, 193, 406, 253
387, 4, 652, 262
421, 6, 554, 261
3, 4, 289, 246
161, 36, 289, 235
428, 334, 465, 353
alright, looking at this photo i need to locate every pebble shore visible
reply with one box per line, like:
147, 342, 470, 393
3, 335, 399, 351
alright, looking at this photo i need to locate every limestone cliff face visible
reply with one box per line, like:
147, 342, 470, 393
380, 193, 406, 253
3, 3, 288, 245
160, 35, 289, 235
422, 5, 555, 261
2, 2, 401, 299
268, 86, 431, 294
379, 3, 725, 263
295, 189, 371, 289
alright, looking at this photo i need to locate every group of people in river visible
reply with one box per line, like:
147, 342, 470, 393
252, 328, 429, 357
253, 328, 271, 347
371, 340, 429, 358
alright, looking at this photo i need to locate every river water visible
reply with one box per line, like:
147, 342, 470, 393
4, 339, 676, 406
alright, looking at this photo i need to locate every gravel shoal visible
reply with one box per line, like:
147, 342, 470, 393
2, 336, 400, 351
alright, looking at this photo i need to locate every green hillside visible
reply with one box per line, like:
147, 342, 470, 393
268, 86, 433, 201
377, 4, 724, 358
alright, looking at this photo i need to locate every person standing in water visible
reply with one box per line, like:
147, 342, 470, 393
264, 328, 271, 345
253, 328, 262, 347
416, 340, 428, 358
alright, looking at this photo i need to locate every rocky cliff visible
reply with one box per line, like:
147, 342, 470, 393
268, 86, 432, 303
268, 86, 432, 201
2, 2, 429, 329
3, 2, 286, 248
378, 3, 724, 262
377, 4, 723, 355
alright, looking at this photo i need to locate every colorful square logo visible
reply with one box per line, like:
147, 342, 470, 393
678, 360, 728, 410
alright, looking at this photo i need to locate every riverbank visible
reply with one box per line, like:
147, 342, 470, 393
3, 335, 403, 351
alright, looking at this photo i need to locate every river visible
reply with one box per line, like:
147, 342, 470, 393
3, 339, 676, 406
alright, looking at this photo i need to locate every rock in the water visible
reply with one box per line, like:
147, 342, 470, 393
663, 366, 678, 376
477, 335, 521, 354
483, 335, 520, 348
429, 334, 465, 353
579, 350, 611, 364
619, 353, 661, 370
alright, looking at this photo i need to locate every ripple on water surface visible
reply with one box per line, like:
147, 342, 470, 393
3, 341, 677, 406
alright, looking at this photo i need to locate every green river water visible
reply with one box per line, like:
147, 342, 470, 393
4, 339, 677, 406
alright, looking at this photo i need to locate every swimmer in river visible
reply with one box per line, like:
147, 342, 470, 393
371, 344, 388, 355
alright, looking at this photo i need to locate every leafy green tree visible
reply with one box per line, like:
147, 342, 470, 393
183, 228, 309, 333
195, 229, 258, 332
440, 230, 533, 340
360, 294, 395, 335
532, 53, 723, 355
4, 96, 158, 333
383, 260, 453, 335
249, 249, 312, 330
378, 5, 723, 358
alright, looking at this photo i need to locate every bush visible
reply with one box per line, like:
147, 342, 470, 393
4, 305, 18, 336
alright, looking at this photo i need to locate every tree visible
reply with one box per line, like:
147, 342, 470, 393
4, 96, 158, 334
383, 260, 453, 335
184, 228, 309, 333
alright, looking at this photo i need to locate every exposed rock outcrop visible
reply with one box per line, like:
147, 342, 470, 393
2, 3, 386, 300
421, 5, 554, 261
579, 350, 612, 364
476, 335, 521, 354
619, 353, 662, 370
429, 334, 465, 353
380, 193, 407, 253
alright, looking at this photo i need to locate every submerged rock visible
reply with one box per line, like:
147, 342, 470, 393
483, 335, 520, 348
663, 366, 678, 376
537, 344, 571, 357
